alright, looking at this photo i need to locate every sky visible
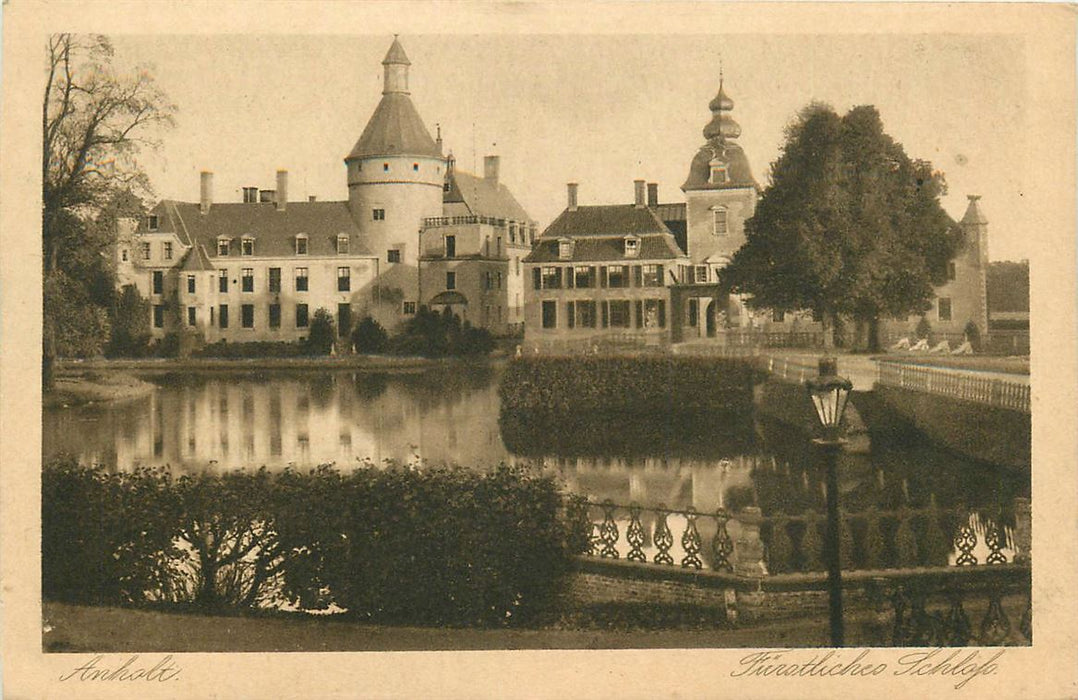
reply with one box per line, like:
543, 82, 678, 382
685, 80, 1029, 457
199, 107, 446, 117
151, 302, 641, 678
111, 33, 1029, 261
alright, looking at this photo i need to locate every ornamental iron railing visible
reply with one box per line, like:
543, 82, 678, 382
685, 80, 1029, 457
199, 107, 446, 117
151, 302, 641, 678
876, 361, 1030, 413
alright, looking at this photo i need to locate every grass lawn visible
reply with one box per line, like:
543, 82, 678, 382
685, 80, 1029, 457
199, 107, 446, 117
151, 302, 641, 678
44, 371, 156, 408
42, 602, 843, 652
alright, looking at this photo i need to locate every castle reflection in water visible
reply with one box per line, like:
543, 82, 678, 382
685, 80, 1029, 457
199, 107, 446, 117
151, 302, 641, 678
43, 365, 1026, 513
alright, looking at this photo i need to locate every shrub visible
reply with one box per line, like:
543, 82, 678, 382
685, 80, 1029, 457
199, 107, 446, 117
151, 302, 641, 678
385, 307, 494, 358
307, 308, 336, 355
195, 340, 306, 359
42, 458, 182, 605
963, 320, 982, 351
107, 284, 152, 357
915, 316, 932, 340
351, 316, 388, 354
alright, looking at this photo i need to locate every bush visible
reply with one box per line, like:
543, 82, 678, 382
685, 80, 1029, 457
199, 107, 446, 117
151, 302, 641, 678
195, 340, 306, 359
351, 316, 388, 354
915, 316, 932, 340
385, 307, 494, 358
107, 284, 152, 357
307, 308, 336, 355
42, 458, 182, 605
42, 459, 578, 625
963, 320, 982, 351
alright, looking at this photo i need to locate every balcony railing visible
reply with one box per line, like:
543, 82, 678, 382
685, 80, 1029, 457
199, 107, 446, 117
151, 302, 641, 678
423, 215, 512, 228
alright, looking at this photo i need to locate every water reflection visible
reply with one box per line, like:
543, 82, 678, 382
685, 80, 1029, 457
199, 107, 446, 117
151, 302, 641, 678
43, 364, 1027, 515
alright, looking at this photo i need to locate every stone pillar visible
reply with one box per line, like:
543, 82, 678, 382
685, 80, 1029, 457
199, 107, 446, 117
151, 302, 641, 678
1013, 497, 1031, 564
734, 506, 768, 577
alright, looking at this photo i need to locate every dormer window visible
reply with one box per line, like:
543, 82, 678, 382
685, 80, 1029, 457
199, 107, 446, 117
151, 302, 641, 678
709, 158, 728, 185
712, 206, 728, 236
337, 234, 350, 255
557, 238, 574, 260
624, 236, 640, 258
217, 237, 230, 256
241, 236, 255, 256
147, 215, 159, 231
295, 234, 308, 255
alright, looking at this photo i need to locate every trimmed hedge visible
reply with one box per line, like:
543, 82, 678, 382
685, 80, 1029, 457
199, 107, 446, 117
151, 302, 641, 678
42, 459, 578, 626
499, 356, 764, 413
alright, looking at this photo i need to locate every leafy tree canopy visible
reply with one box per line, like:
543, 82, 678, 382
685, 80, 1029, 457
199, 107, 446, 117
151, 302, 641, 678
721, 103, 962, 347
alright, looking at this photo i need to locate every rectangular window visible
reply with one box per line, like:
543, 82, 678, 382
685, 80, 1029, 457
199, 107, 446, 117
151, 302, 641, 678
609, 300, 631, 328
948, 261, 957, 281
607, 265, 628, 288
217, 239, 230, 256
372, 208, 386, 221
141, 242, 151, 260
295, 267, 308, 292
773, 309, 785, 323
541, 266, 562, 289
242, 268, 254, 293
446, 271, 456, 290
337, 267, 351, 292
295, 236, 308, 255
496, 236, 502, 257
576, 300, 597, 328
713, 208, 728, 236
147, 215, 159, 231
219, 304, 229, 329
152, 270, 163, 295
515, 257, 521, 275
218, 270, 228, 293
241, 238, 254, 256
121, 249, 128, 262
574, 266, 595, 288
210, 306, 215, 326
484, 272, 492, 291
296, 303, 309, 328
337, 235, 349, 255
338, 303, 351, 337
695, 265, 708, 283
241, 304, 254, 329
387, 249, 401, 263
644, 299, 666, 328
163, 242, 173, 260
635, 300, 644, 328
532, 267, 541, 290
269, 303, 281, 329
496, 272, 502, 289
187, 274, 196, 294
541, 300, 557, 329
153, 304, 164, 328
688, 298, 699, 327
187, 306, 196, 327
567, 302, 575, 329
268, 267, 281, 293
445, 235, 456, 258
642, 264, 663, 287
403, 301, 417, 315
937, 297, 952, 322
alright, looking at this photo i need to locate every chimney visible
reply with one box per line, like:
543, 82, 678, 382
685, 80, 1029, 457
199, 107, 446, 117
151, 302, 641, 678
484, 155, 500, 188
567, 182, 578, 211
634, 179, 646, 207
647, 182, 658, 208
308, 195, 317, 203
243, 187, 259, 203
276, 170, 288, 211
199, 171, 213, 215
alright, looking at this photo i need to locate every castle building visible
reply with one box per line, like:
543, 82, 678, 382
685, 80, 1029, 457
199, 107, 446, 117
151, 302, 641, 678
117, 37, 533, 344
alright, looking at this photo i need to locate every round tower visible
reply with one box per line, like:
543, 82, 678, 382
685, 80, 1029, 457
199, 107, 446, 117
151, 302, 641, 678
345, 37, 445, 268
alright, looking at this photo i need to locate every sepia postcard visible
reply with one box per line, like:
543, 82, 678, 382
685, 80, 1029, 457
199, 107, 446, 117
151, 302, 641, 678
1, 1, 1076, 698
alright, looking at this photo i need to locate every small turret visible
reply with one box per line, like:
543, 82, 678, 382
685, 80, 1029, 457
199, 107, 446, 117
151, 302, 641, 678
382, 35, 410, 95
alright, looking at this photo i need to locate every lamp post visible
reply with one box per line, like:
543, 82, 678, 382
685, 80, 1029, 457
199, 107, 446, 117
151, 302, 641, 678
806, 356, 853, 647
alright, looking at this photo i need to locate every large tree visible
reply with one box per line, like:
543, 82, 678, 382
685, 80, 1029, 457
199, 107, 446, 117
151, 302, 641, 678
42, 34, 175, 383
721, 103, 961, 350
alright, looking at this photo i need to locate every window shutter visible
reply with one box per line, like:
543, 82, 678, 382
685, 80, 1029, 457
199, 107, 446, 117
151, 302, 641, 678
567, 302, 575, 329
600, 266, 608, 287
656, 265, 664, 286
555, 267, 563, 288
635, 301, 644, 328
601, 301, 609, 328
633, 266, 643, 287
659, 300, 666, 328
567, 267, 574, 289
533, 268, 541, 290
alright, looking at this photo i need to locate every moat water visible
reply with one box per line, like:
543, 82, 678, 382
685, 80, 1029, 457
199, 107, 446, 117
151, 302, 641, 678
44, 363, 1026, 520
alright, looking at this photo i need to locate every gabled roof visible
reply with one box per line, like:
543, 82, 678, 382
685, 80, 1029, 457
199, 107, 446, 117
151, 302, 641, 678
444, 169, 533, 223
180, 243, 215, 271
347, 93, 442, 160
539, 204, 673, 239
142, 200, 371, 259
